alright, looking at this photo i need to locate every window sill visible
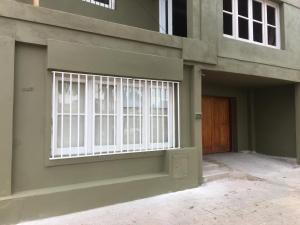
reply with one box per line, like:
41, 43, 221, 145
45, 150, 166, 167
223, 34, 281, 50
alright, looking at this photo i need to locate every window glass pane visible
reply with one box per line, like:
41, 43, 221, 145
123, 85, 129, 113
268, 26, 276, 46
253, 22, 263, 43
58, 80, 70, 114
238, 17, 249, 39
150, 87, 157, 114
122, 81, 144, 148
123, 116, 141, 145
96, 83, 115, 114
135, 117, 142, 145
95, 82, 103, 114
95, 115, 114, 146
253, 1, 262, 21
58, 80, 85, 114
95, 115, 101, 146
71, 82, 86, 114
123, 117, 129, 145
149, 84, 170, 146
72, 115, 85, 148
267, 6, 276, 25
162, 86, 168, 115
223, 0, 232, 12
123, 84, 143, 114
223, 13, 233, 35
238, 0, 248, 17
134, 85, 143, 114
164, 117, 168, 142
150, 116, 168, 144
150, 86, 167, 114
151, 116, 164, 144
57, 116, 68, 150
104, 115, 114, 146
57, 115, 84, 148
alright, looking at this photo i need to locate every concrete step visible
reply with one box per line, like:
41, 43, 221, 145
203, 161, 219, 170
203, 167, 231, 183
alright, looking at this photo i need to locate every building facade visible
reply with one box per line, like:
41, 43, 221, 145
1, 0, 300, 224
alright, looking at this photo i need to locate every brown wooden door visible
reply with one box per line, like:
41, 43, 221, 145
202, 96, 231, 154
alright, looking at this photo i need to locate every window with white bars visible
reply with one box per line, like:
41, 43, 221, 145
51, 71, 180, 160
223, 0, 280, 48
82, 0, 115, 10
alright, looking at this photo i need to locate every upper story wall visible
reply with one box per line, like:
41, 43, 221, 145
215, 0, 300, 75
16, 0, 159, 31
12, 0, 300, 81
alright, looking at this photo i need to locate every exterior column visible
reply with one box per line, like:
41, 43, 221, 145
191, 66, 203, 182
186, 0, 218, 60
186, 0, 201, 39
0, 36, 15, 197
248, 90, 256, 152
295, 84, 300, 164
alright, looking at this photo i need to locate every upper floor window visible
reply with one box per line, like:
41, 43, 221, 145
159, 0, 188, 37
159, 0, 173, 35
223, 0, 280, 48
82, 0, 115, 10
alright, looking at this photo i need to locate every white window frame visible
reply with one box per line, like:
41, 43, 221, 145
82, 0, 115, 10
51, 71, 180, 160
223, 0, 280, 49
159, 0, 173, 35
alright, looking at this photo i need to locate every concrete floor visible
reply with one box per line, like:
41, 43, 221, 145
19, 152, 300, 225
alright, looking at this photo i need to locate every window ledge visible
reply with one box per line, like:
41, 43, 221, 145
222, 35, 281, 50
45, 150, 166, 167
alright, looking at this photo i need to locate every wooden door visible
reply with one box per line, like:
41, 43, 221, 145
202, 96, 231, 154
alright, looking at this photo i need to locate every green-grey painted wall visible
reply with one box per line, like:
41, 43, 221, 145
203, 83, 250, 152
13, 42, 166, 192
202, 83, 298, 158
2, 0, 300, 224
17, 0, 159, 31
294, 84, 300, 164
215, 0, 300, 79
0, 36, 200, 224
181, 66, 193, 148
12, 43, 194, 192
202, 0, 300, 159
47, 39, 183, 81
15, 0, 300, 75
254, 85, 296, 157
0, 36, 15, 197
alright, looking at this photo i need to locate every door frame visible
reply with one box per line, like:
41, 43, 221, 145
159, 0, 173, 35
229, 97, 238, 153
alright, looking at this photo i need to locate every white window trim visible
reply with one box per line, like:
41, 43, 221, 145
51, 71, 180, 160
223, 0, 280, 49
82, 0, 115, 10
159, 0, 173, 35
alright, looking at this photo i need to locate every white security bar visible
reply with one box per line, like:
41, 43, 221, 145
51, 71, 180, 160
82, 0, 115, 10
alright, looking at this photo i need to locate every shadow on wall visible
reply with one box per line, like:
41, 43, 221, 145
254, 84, 296, 158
